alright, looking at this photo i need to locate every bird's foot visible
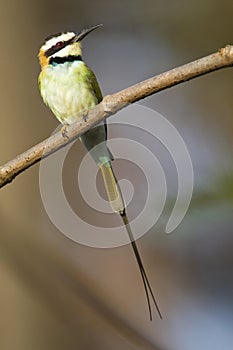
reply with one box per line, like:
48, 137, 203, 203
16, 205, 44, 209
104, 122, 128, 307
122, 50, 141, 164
61, 124, 69, 140
83, 113, 88, 122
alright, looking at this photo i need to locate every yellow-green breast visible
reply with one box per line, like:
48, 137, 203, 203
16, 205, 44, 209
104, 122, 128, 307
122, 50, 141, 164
39, 60, 101, 125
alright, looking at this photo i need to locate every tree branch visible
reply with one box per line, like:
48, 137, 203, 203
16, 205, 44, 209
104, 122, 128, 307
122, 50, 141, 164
0, 45, 232, 189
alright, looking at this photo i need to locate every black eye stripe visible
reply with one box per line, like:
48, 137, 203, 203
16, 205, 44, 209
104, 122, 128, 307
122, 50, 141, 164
44, 36, 75, 57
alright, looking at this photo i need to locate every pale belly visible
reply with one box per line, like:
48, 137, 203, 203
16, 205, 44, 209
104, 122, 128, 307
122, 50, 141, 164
40, 63, 98, 125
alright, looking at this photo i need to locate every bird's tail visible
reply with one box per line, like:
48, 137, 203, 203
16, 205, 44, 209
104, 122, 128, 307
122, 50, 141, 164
99, 163, 162, 320
99, 162, 125, 214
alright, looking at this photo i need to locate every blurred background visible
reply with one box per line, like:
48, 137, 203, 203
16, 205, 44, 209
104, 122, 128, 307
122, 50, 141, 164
0, 1, 233, 349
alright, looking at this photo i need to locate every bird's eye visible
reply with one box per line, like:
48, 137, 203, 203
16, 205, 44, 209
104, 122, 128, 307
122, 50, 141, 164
56, 41, 64, 48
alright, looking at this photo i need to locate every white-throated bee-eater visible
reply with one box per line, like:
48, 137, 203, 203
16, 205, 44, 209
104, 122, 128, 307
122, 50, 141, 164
38, 24, 162, 320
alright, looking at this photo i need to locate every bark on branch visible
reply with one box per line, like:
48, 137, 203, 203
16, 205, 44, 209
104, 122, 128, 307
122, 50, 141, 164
0, 45, 233, 189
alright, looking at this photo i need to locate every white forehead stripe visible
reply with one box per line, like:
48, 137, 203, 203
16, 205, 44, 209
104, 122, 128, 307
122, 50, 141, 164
42, 32, 75, 51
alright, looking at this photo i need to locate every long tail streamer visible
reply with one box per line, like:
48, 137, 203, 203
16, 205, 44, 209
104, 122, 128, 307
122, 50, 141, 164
100, 163, 162, 320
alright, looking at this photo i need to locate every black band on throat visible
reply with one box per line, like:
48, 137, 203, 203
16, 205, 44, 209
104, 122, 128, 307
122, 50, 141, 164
49, 55, 83, 65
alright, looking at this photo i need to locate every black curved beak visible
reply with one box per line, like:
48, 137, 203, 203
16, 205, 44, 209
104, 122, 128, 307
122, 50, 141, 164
74, 24, 103, 42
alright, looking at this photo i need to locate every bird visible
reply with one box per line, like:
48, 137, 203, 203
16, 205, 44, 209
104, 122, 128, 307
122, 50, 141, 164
38, 24, 162, 320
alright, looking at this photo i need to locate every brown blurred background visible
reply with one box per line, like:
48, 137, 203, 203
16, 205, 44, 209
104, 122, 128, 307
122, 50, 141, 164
0, 1, 233, 349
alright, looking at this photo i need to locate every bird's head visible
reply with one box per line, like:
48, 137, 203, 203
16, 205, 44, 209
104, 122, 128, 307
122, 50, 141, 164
38, 24, 102, 69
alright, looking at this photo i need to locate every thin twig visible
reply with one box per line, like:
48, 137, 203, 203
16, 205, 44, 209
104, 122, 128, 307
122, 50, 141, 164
0, 45, 232, 189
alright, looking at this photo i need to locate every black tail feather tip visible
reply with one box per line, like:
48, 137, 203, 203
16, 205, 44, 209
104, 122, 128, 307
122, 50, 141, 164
120, 211, 162, 320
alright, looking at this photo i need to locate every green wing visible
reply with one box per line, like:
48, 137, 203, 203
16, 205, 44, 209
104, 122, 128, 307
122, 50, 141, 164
85, 66, 111, 143
80, 65, 113, 165
86, 67, 103, 103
